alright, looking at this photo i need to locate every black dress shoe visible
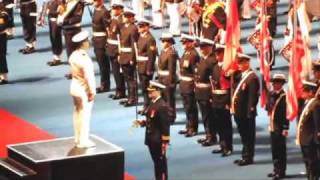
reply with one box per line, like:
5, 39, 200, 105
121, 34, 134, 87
96, 87, 110, 94
113, 94, 127, 100
47, 60, 63, 66
212, 149, 223, 154
185, 131, 197, 137
233, 159, 241, 164
267, 172, 276, 178
221, 150, 232, 157
272, 173, 285, 180
197, 137, 207, 144
0, 80, 8, 85
21, 47, 35, 54
119, 99, 128, 105
123, 101, 136, 107
238, 159, 253, 166
201, 139, 216, 147
109, 94, 116, 98
178, 129, 188, 135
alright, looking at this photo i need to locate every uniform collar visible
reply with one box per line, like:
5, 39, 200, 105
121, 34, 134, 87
152, 96, 161, 103
241, 69, 251, 78
164, 46, 173, 52
273, 89, 284, 95
140, 31, 149, 37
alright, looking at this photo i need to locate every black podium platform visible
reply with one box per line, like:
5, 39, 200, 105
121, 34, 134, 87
0, 135, 124, 180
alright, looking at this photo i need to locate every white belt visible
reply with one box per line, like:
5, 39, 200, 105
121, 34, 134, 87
63, 23, 81, 29
50, 18, 57, 22
120, 47, 132, 53
93, 32, 106, 37
137, 56, 148, 62
29, 12, 38, 17
158, 70, 170, 76
107, 39, 119, 45
180, 75, 193, 82
195, 83, 210, 88
212, 89, 228, 94
21, 0, 35, 5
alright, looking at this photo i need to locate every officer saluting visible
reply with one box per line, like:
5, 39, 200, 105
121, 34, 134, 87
266, 73, 289, 179
178, 33, 200, 137
91, 0, 111, 93
118, 8, 139, 107
136, 18, 157, 115
18, 0, 37, 54
0, 2, 10, 84
232, 53, 260, 166
133, 81, 171, 180
158, 32, 178, 123
195, 38, 217, 146
106, 2, 126, 100
296, 81, 320, 180
69, 31, 96, 148
210, 44, 232, 156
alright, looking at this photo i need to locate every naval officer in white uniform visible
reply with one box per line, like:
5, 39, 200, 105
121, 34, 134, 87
69, 31, 96, 148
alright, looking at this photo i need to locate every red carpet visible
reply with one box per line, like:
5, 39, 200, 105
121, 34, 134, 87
0, 109, 54, 158
0, 109, 136, 180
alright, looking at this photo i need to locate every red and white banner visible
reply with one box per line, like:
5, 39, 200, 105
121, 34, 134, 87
222, 0, 240, 72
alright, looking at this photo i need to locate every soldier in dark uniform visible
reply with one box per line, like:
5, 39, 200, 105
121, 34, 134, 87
45, 0, 64, 66
195, 38, 217, 147
3, 0, 14, 39
106, 2, 126, 100
0, 2, 10, 84
136, 18, 157, 115
232, 53, 260, 166
133, 81, 171, 180
210, 44, 232, 156
177, 34, 199, 137
266, 74, 289, 179
297, 81, 320, 180
57, 0, 84, 58
91, 0, 111, 93
118, 8, 139, 107
18, 0, 37, 54
158, 33, 178, 123
201, 0, 226, 40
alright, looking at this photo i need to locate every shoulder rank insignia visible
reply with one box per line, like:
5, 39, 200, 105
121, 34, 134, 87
150, 109, 156, 118
241, 83, 246, 90
150, 45, 156, 51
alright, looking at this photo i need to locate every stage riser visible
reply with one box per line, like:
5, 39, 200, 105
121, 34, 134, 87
5, 136, 125, 180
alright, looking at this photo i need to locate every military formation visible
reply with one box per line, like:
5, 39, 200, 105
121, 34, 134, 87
0, 0, 320, 179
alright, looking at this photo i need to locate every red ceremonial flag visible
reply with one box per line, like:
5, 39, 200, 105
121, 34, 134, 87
222, 0, 240, 72
286, 27, 304, 120
258, 1, 271, 108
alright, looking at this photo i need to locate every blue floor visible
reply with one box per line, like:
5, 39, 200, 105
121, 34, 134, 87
1, 1, 319, 179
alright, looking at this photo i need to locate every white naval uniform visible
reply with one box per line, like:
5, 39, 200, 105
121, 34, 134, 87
151, 0, 164, 28
132, 0, 144, 20
69, 48, 96, 147
166, 1, 183, 35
